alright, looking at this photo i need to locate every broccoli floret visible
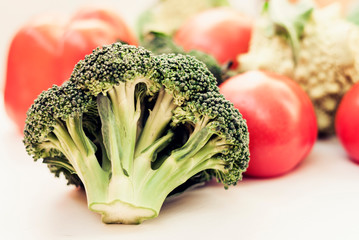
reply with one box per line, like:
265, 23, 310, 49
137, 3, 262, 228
140, 31, 226, 85
24, 43, 249, 224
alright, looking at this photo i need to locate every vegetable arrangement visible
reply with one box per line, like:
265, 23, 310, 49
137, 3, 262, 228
23, 43, 250, 224
4, 0, 359, 224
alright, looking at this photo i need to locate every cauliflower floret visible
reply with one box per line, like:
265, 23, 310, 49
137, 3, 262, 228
239, 3, 359, 136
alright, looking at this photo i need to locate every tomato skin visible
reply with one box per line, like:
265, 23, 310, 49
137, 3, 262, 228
335, 83, 359, 163
174, 7, 252, 69
4, 8, 137, 134
70, 7, 138, 46
4, 16, 64, 132
61, 7, 138, 81
219, 71, 318, 178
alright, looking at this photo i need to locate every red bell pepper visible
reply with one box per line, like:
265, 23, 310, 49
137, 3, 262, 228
4, 7, 138, 133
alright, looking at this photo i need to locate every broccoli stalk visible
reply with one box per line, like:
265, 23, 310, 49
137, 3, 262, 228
23, 43, 249, 224
135, 87, 177, 156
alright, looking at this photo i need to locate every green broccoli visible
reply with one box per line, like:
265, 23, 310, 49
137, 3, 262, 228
140, 31, 226, 85
23, 43, 249, 224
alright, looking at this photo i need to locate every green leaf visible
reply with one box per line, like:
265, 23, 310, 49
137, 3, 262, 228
265, 0, 314, 63
347, 3, 359, 26
135, 0, 230, 40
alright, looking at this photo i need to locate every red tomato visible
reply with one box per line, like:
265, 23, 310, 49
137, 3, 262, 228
219, 71, 318, 178
4, 7, 137, 134
173, 7, 252, 69
4, 16, 64, 133
61, 7, 138, 81
335, 82, 359, 163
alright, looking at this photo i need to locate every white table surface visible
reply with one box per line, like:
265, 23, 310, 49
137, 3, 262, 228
1, 1, 359, 240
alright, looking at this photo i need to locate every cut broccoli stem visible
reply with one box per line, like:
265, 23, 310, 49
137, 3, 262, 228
97, 92, 134, 204
34, 94, 233, 224
97, 93, 126, 177
89, 131, 175, 224
49, 119, 109, 205
66, 116, 96, 157
132, 130, 175, 190
170, 127, 212, 161
87, 123, 227, 224
180, 136, 228, 180
135, 87, 177, 156
137, 124, 227, 212
92, 131, 111, 172
90, 199, 158, 224
105, 81, 142, 177
43, 157, 76, 174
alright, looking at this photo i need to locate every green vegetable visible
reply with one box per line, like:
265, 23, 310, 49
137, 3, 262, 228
239, 0, 359, 136
136, 0, 229, 40
140, 31, 226, 85
347, 2, 359, 26
262, 0, 313, 62
23, 43, 250, 224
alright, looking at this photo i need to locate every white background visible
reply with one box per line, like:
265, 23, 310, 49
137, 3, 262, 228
1, 1, 359, 240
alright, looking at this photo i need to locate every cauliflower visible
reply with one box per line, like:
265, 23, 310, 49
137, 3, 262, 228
239, 1, 359, 136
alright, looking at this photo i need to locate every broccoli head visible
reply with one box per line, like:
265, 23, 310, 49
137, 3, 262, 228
140, 31, 227, 85
23, 43, 249, 224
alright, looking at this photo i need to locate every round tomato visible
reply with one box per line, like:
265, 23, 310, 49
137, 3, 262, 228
219, 71, 318, 178
173, 7, 252, 69
4, 8, 137, 134
335, 82, 359, 163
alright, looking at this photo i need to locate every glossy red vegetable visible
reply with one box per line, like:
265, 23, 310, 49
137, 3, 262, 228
220, 71, 318, 178
335, 82, 359, 163
173, 7, 252, 69
4, 7, 137, 133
